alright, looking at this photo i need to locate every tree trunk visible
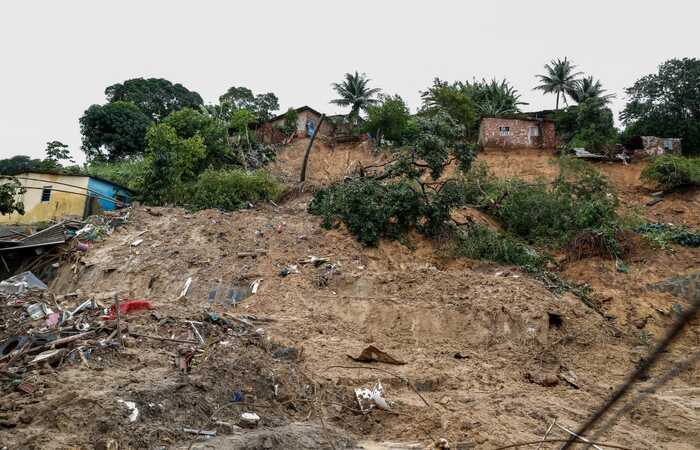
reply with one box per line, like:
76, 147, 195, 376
300, 114, 325, 183
556, 91, 560, 110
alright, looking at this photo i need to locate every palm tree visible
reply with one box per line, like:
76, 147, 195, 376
468, 78, 528, 116
534, 57, 583, 110
331, 71, 381, 119
567, 76, 615, 105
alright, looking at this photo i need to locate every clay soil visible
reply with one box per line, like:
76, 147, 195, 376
1, 142, 698, 449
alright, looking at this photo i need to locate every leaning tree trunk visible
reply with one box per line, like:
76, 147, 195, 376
300, 114, 325, 183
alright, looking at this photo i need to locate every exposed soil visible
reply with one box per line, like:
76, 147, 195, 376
1, 142, 698, 449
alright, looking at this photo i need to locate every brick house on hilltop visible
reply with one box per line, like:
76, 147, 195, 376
478, 112, 557, 149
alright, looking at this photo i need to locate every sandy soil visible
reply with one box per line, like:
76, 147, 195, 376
1, 142, 698, 450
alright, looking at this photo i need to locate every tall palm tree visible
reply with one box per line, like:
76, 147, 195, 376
534, 57, 583, 110
567, 76, 615, 105
331, 71, 381, 119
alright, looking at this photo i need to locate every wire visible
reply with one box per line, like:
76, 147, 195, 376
584, 349, 700, 449
560, 298, 700, 449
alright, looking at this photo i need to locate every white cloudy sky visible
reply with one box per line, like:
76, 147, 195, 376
0, 1, 697, 163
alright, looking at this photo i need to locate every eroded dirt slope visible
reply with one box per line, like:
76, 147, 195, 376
2, 143, 699, 449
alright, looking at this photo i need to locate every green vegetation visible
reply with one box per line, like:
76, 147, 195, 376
363, 94, 412, 146
637, 223, 700, 250
309, 112, 475, 245
187, 169, 283, 211
622, 58, 700, 156
105, 77, 203, 122
640, 155, 700, 190
535, 57, 583, 110
0, 176, 25, 215
452, 224, 547, 268
79, 101, 152, 161
85, 158, 147, 192
331, 71, 381, 121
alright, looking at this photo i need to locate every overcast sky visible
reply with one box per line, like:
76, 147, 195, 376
0, 1, 697, 163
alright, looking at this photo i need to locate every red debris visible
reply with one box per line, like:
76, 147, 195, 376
101, 300, 154, 320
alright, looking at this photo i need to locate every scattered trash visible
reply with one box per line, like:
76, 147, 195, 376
179, 277, 193, 300
231, 390, 245, 402
279, 264, 299, 277
271, 346, 299, 361
239, 412, 260, 428
117, 400, 139, 422
29, 349, 64, 365
559, 368, 580, 389
102, 300, 153, 320
183, 428, 217, 437
0, 271, 47, 296
348, 345, 406, 365
298, 256, 328, 267
355, 381, 390, 413
131, 238, 144, 247
16, 381, 35, 395
250, 279, 262, 294
76, 242, 90, 252
26, 303, 50, 320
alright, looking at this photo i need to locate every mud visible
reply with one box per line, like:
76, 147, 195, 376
1, 142, 698, 449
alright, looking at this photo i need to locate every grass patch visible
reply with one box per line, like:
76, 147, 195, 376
641, 155, 700, 190
452, 224, 548, 268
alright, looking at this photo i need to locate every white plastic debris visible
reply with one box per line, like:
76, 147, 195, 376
179, 277, 193, 299
118, 399, 139, 422
0, 271, 47, 296
355, 381, 390, 413
131, 238, 143, 247
240, 412, 260, 428
249, 279, 262, 294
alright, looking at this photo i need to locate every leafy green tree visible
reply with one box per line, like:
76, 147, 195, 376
0, 155, 50, 175
363, 94, 412, 145
535, 57, 583, 110
0, 176, 25, 215
554, 98, 617, 152
567, 76, 615, 105
420, 78, 478, 138
105, 78, 203, 122
331, 71, 381, 120
161, 108, 231, 168
219, 87, 279, 122
45, 140, 74, 163
142, 123, 207, 204
621, 58, 700, 155
80, 101, 152, 160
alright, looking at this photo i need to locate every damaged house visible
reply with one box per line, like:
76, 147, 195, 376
257, 106, 335, 144
478, 112, 557, 149
0, 172, 133, 225
624, 135, 682, 156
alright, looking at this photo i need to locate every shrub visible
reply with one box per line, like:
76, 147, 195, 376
86, 158, 148, 192
452, 224, 548, 268
187, 169, 283, 211
640, 155, 700, 190
309, 180, 425, 246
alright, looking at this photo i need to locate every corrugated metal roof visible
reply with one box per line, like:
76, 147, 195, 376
0, 220, 82, 252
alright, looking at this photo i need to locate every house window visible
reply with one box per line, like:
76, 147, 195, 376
528, 126, 540, 136
499, 126, 510, 137
41, 186, 52, 202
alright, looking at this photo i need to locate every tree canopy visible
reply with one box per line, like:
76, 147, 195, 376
363, 94, 412, 145
79, 101, 153, 161
218, 87, 280, 123
105, 78, 204, 122
621, 58, 700, 155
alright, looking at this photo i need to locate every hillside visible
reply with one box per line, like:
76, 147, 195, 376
1, 141, 698, 450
